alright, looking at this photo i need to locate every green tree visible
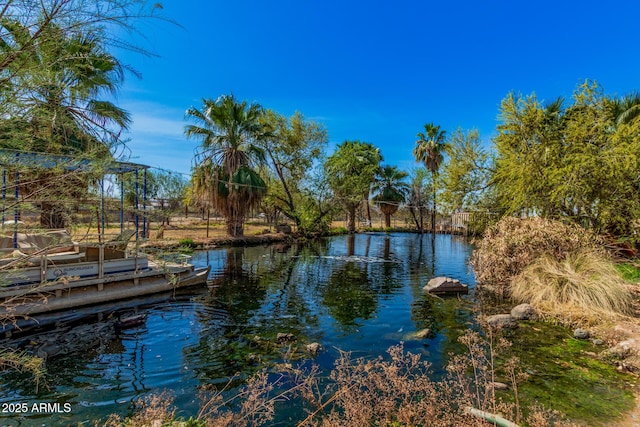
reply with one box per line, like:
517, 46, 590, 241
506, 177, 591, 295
414, 123, 447, 234
493, 93, 564, 217
324, 140, 382, 233
185, 94, 268, 237
259, 110, 328, 232
372, 165, 409, 228
440, 129, 494, 213
493, 80, 640, 239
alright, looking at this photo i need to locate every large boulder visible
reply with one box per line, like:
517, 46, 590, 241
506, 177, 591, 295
423, 277, 469, 295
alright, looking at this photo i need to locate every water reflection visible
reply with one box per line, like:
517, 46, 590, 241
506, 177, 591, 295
0, 233, 475, 425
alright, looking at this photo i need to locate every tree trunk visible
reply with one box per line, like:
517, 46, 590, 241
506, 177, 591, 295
432, 172, 437, 236
226, 217, 244, 237
364, 193, 372, 227
409, 207, 421, 233
346, 204, 357, 234
380, 204, 397, 229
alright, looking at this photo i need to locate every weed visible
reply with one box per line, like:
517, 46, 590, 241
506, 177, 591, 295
617, 262, 640, 283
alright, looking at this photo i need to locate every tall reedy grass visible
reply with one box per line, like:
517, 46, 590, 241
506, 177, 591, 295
511, 249, 632, 325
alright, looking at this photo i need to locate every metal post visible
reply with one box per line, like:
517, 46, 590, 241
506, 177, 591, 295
143, 168, 147, 239
135, 169, 139, 241
100, 177, 105, 242
120, 174, 124, 234
13, 171, 18, 248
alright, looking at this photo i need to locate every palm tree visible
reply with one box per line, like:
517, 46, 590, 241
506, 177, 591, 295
185, 94, 268, 237
414, 123, 447, 235
607, 92, 640, 126
2, 22, 130, 154
0, 22, 131, 228
372, 165, 409, 228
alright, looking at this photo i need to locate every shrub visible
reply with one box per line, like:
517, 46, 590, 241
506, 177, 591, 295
179, 238, 195, 248
511, 249, 632, 324
328, 227, 348, 236
471, 216, 603, 297
104, 337, 579, 427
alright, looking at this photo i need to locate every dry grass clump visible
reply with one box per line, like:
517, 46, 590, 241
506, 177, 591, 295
511, 249, 632, 324
471, 216, 603, 297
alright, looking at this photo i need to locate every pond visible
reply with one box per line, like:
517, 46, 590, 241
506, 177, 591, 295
0, 233, 477, 426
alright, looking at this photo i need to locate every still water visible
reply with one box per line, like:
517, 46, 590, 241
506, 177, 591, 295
0, 233, 475, 426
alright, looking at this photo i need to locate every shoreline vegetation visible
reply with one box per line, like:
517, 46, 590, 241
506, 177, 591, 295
93, 218, 640, 427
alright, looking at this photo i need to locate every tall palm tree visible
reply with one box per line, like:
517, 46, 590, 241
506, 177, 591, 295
372, 165, 409, 228
414, 123, 447, 235
185, 94, 268, 237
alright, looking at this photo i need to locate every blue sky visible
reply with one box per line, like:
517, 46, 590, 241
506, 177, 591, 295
115, 0, 640, 176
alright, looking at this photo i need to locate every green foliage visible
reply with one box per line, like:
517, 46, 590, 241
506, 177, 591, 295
178, 238, 194, 248
414, 123, 447, 234
329, 226, 348, 235
493, 81, 640, 239
372, 165, 409, 228
414, 123, 447, 175
406, 167, 431, 232
324, 140, 382, 233
185, 94, 269, 237
440, 128, 494, 214
616, 262, 640, 283
258, 110, 329, 233
0, 10, 135, 155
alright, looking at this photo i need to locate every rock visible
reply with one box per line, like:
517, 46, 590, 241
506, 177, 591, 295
414, 328, 431, 339
423, 277, 469, 295
115, 314, 146, 330
510, 304, 537, 321
485, 314, 519, 330
305, 342, 322, 354
574, 328, 590, 339
610, 338, 640, 358
592, 339, 605, 346
276, 333, 296, 343
36, 343, 62, 359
